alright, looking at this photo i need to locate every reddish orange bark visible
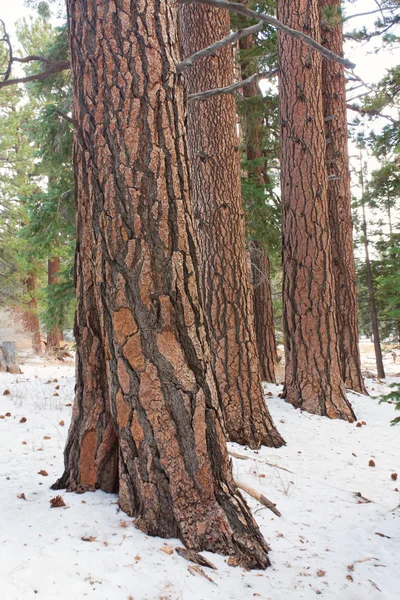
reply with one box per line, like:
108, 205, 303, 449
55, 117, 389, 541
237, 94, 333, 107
180, 3, 284, 447
24, 272, 41, 354
55, 0, 270, 568
320, 0, 367, 394
47, 257, 62, 350
277, 0, 355, 421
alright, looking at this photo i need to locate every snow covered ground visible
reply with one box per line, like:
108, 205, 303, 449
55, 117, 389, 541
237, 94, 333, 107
1, 348, 399, 600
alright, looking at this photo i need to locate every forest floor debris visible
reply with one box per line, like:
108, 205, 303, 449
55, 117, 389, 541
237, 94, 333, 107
0, 342, 399, 599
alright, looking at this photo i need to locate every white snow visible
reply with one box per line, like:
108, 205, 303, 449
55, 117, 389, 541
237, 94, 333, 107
1, 350, 399, 600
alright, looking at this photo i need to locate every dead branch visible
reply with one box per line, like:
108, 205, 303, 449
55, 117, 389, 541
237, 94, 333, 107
179, 0, 356, 69
228, 450, 294, 473
177, 21, 264, 73
0, 61, 70, 89
234, 478, 281, 517
188, 69, 277, 101
346, 103, 400, 127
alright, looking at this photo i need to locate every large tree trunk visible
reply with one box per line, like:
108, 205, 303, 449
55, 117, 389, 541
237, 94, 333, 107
47, 256, 62, 350
239, 34, 277, 384
248, 241, 278, 383
320, 0, 367, 394
55, 0, 270, 569
179, 4, 284, 447
277, 0, 355, 421
24, 272, 41, 355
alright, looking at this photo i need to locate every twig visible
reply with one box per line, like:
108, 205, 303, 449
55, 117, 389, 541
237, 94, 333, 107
177, 21, 264, 73
228, 450, 294, 473
234, 478, 281, 517
179, 0, 356, 69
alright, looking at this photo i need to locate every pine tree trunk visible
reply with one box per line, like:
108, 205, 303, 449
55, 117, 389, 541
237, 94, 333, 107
24, 272, 41, 355
55, 0, 270, 569
179, 3, 284, 447
47, 257, 62, 350
361, 202, 386, 379
320, 0, 367, 394
277, 0, 355, 421
239, 35, 277, 383
248, 241, 277, 383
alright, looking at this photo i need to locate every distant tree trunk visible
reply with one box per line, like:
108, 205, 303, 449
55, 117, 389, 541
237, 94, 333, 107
55, 0, 270, 569
47, 256, 62, 350
24, 272, 41, 354
320, 0, 367, 394
277, 0, 356, 421
248, 241, 277, 382
239, 34, 277, 383
361, 198, 386, 379
180, 3, 284, 447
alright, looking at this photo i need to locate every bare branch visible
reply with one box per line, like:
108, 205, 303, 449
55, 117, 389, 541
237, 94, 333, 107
179, 0, 356, 69
177, 21, 264, 73
346, 103, 400, 127
0, 61, 70, 89
188, 69, 277, 101
56, 109, 75, 125
343, 7, 396, 22
12, 55, 55, 65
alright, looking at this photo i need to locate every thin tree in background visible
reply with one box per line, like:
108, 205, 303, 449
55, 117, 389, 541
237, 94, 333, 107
24, 272, 41, 354
46, 256, 62, 349
358, 147, 386, 379
54, 0, 270, 568
179, 2, 284, 447
277, 0, 356, 420
320, 0, 366, 394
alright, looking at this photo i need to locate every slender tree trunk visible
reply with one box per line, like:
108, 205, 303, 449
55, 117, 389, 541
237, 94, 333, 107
47, 256, 62, 350
55, 0, 270, 569
248, 241, 278, 382
239, 34, 277, 383
277, 0, 355, 421
24, 272, 41, 354
180, 3, 284, 447
360, 193, 385, 379
320, 0, 367, 394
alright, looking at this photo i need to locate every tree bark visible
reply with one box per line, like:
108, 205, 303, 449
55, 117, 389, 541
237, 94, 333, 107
320, 0, 367, 394
47, 256, 62, 350
277, 0, 356, 421
248, 241, 278, 383
180, 3, 284, 447
55, 0, 270, 569
24, 272, 41, 355
239, 34, 277, 383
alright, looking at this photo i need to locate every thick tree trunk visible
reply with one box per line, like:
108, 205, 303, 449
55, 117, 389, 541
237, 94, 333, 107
277, 0, 355, 421
24, 272, 41, 355
47, 257, 62, 350
180, 3, 284, 447
56, 0, 270, 569
320, 0, 367, 394
239, 34, 277, 383
248, 241, 277, 383
0, 341, 21, 374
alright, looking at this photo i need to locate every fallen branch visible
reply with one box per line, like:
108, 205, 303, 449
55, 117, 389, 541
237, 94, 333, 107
228, 450, 294, 474
179, 0, 356, 69
234, 478, 281, 517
